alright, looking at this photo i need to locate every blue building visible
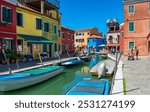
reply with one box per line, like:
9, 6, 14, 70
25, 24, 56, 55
87, 35, 106, 52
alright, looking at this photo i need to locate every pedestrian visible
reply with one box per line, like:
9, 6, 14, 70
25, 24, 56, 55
135, 47, 139, 60
131, 47, 134, 60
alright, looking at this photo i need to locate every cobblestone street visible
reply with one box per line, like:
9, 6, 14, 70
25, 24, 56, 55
123, 56, 150, 95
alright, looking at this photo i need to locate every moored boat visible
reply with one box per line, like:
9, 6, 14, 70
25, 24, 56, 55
90, 59, 115, 76
0, 66, 63, 92
61, 59, 84, 66
80, 56, 90, 61
66, 78, 110, 95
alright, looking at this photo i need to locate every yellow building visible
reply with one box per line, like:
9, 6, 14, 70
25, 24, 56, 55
16, 0, 61, 60
74, 28, 99, 51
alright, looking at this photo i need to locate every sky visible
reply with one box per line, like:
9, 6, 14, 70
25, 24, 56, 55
60, 0, 124, 34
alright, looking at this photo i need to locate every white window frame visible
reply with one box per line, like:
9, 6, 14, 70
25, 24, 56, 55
1, 5, 13, 24
128, 21, 135, 32
128, 5, 135, 14
128, 41, 135, 50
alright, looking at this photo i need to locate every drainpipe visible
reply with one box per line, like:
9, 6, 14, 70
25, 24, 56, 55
41, 1, 44, 14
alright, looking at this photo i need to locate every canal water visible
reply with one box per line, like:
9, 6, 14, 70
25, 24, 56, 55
0, 57, 112, 95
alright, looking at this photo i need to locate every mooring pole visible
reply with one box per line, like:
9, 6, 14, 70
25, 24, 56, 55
37, 49, 44, 67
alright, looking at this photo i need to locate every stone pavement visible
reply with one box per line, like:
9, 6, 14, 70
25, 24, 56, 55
123, 56, 150, 95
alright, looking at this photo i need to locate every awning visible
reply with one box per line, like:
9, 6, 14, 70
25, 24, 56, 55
18, 34, 53, 44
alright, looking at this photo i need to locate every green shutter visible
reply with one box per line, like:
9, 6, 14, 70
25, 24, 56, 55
2, 7, 7, 22
129, 42, 134, 49
7, 9, 13, 23
129, 22, 134, 32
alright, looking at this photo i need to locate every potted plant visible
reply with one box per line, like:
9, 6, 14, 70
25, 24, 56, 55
9, 50, 17, 63
0, 54, 7, 64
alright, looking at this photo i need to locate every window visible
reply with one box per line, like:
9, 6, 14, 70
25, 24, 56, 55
2, 38, 14, 50
68, 33, 70, 40
87, 32, 90, 35
72, 34, 74, 40
109, 35, 113, 40
129, 42, 135, 49
149, 3, 150, 11
1, 6, 13, 23
36, 18, 42, 30
76, 33, 78, 36
76, 39, 79, 42
17, 12, 23, 26
54, 25, 57, 34
129, 5, 134, 14
122, 32, 124, 38
129, 22, 134, 32
49, 13, 52, 17
44, 22, 49, 32
62, 32, 65, 38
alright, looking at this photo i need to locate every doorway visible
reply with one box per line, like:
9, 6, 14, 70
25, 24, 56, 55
148, 41, 150, 55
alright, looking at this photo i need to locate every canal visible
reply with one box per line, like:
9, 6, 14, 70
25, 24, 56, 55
0, 57, 112, 95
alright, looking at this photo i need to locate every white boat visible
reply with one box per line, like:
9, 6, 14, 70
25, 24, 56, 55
0, 66, 63, 92
90, 59, 115, 76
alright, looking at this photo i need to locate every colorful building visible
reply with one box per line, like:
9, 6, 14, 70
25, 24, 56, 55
123, 0, 150, 56
16, 0, 61, 59
106, 31, 120, 52
61, 26, 75, 54
87, 35, 106, 52
74, 28, 99, 51
0, 0, 17, 53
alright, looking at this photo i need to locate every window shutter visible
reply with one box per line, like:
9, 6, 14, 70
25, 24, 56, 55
2, 7, 7, 22
10, 9, 13, 23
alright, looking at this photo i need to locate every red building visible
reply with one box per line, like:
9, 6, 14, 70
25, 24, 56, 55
61, 27, 75, 54
123, 0, 150, 56
0, 0, 17, 53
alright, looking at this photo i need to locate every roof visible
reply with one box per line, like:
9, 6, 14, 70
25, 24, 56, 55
88, 35, 102, 39
123, 0, 150, 5
75, 28, 97, 33
17, 3, 41, 14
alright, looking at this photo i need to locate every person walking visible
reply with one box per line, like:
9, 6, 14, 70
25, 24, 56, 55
135, 47, 139, 60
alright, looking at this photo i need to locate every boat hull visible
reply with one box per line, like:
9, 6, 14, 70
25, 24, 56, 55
0, 67, 64, 92
66, 78, 110, 95
61, 59, 84, 66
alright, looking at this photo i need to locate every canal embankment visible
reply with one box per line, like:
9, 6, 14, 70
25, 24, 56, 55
108, 54, 124, 95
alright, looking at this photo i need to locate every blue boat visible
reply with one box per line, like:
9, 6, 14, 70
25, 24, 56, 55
66, 79, 110, 95
0, 66, 64, 92
80, 56, 90, 62
61, 59, 84, 66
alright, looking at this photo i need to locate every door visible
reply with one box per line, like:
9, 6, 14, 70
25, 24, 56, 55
49, 44, 52, 57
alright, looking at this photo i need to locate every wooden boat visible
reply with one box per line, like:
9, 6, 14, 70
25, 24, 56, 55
0, 66, 63, 92
61, 59, 84, 66
90, 59, 115, 76
66, 78, 110, 95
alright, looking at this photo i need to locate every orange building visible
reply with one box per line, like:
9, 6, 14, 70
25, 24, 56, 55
123, 0, 150, 56
74, 28, 99, 50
